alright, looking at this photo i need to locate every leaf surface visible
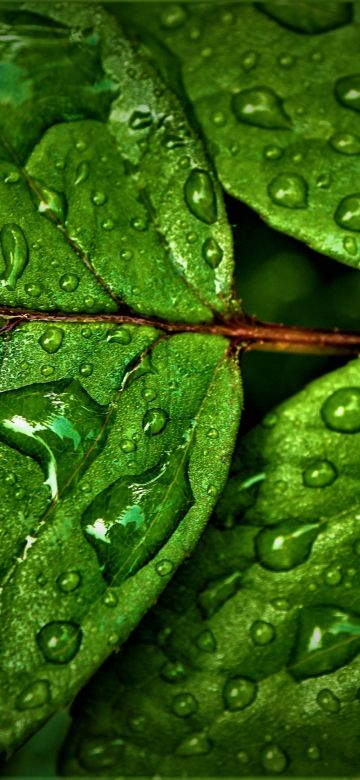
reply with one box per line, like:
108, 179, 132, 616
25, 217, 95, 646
116, 1, 360, 270
60, 358, 360, 777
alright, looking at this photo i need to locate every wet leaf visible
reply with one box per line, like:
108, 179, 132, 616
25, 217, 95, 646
60, 358, 360, 777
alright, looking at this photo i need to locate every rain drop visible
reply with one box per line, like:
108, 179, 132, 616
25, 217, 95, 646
57, 570, 81, 593
160, 4, 187, 29
307, 745, 321, 761
256, 520, 318, 570
59, 273, 79, 292
25, 283, 41, 298
231, 86, 291, 129
196, 629, 217, 652
155, 559, 174, 576
303, 459, 337, 487
321, 387, 360, 432
75, 160, 89, 185
107, 327, 132, 345
323, 565, 342, 586
36, 620, 82, 664
16, 680, 50, 711
142, 408, 168, 436
102, 589, 118, 608
260, 744, 288, 774
172, 692, 198, 717
250, 620, 276, 645
129, 107, 153, 130
161, 660, 186, 683
202, 237, 223, 268
264, 145, 283, 161
330, 133, 360, 155
241, 50, 259, 71
335, 74, 360, 112
0, 223, 28, 290
184, 169, 217, 224
32, 180, 66, 223
92, 191, 107, 206
223, 676, 257, 711
268, 174, 308, 208
316, 688, 340, 714
79, 363, 93, 377
176, 733, 212, 756
119, 438, 136, 453
38, 327, 64, 354
335, 194, 360, 231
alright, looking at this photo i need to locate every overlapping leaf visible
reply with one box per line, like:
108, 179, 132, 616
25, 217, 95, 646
60, 358, 360, 777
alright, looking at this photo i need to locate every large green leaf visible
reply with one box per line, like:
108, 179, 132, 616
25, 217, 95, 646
0, 3, 243, 755
60, 358, 360, 777
115, 2, 360, 270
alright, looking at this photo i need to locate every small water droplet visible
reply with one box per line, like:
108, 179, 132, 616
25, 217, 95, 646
79, 363, 93, 378
268, 173, 308, 208
142, 408, 168, 436
307, 745, 321, 761
250, 620, 276, 645
264, 145, 283, 161
92, 191, 107, 206
207, 427, 219, 439
160, 3, 187, 29
272, 598, 291, 611
59, 273, 79, 292
36, 621, 82, 664
335, 74, 360, 112
143, 387, 157, 402
131, 216, 148, 232
260, 744, 288, 774
5, 171, 20, 184
75, 160, 89, 185
176, 733, 212, 756
196, 629, 217, 652
57, 570, 81, 593
107, 327, 132, 345
156, 559, 174, 576
278, 53, 295, 68
101, 218, 114, 231
321, 387, 360, 432
223, 676, 257, 711
161, 660, 186, 683
77, 735, 124, 771
323, 565, 342, 586
211, 111, 226, 126
316, 173, 332, 189
0, 223, 28, 290
335, 194, 360, 231
343, 236, 358, 255
184, 169, 217, 224
16, 680, 50, 711
120, 248, 133, 261
25, 283, 41, 298
172, 692, 198, 717
231, 86, 291, 129
103, 589, 118, 607
41, 365, 55, 377
330, 133, 360, 155
241, 50, 259, 71
262, 412, 278, 428
119, 438, 136, 453
303, 459, 337, 488
129, 107, 153, 130
237, 750, 250, 763
202, 237, 223, 268
38, 327, 64, 354
316, 688, 340, 714
82, 328, 92, 339
75, 140, 87, 152
32, 180, 66, 223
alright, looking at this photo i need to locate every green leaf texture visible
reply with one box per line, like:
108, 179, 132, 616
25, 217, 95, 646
60, 358, 360, 777
115, 1, 360, 270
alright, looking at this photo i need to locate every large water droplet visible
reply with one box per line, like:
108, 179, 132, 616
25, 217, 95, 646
37, 620, 82, 664
256, 520, 319, 571
0, 223, 28, 290
330, 133, 360, 155
16, 680, 50, 710
172, 692, 198, 717
223, 677, 257, 711
321, 387, 360, 432
38, 327, 64, 354
202, 237, 223, 268
231, 86, 291, 129
59, 273, 79, 292
335, 194, 360, 231
184, 169, 217, 224
250, 620, 276, 645
107, 326, 132, 345
303, 459, 338, 488
316, 688, 340, 714
176, 733, 212, 756
57, 570, 81, 593
268, 174, 308, 208
260, 744, 288, 774
290, 605, 360, 679
32, 179, 66, 223
143, 408, 168, 436
335, 74, 360, 112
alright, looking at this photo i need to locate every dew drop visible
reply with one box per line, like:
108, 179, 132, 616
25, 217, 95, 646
335, 74, 360, 112
184, 169, 217, 225
330, 133, 360, 155
241, 50, 259, 71
102, 589, 118, 608
321, 387, 360, 432
303, 459, 337, 488
59, 273, 79, 292
75, 160, 89, 185
101, 218, 114, 231
119, 438, 136, 453
198, 572, 242, 617
41, 365, 54, 377
202, 237, 223, 268
160, 3, 187, 29
77, 735, 124, 771
161, 660, 186, 683
250, 620, 276, 645
75, 140, 87, 152
131, 216, 148, 232
32, 180, 66, 223
172, 692, 198, 717
223, 676, 257, 711
264, 145, 283, 161
335, 194, 360, 231
5, 171, 20, 184
290, 605, 360, 679
176, 733, 212, 756
57, 570, 81, 593
237, 750, 250, 763
38, 327, 64, 354
142, 408, 168, 436
92, 191, 107, 206
316, 688, 340, 714
268, 174, 308, 208
129, 107, 153, 130
196, 629, 217, 652
25, 283, 41, 298
307, 745, 321, 761
231, 86, 290, 129
278, 53, 295, 68
211, 111, 226, 126
37, 621, 82, 664
107, 326, 132, 345
143, 387, 157, 402
207, 427, 219, 439
0, 223, 28, 290
120, 249, 133, 261
79, 363, 93, 378
16, 680, 50, 711
323, 565, 342, 586
156, 559, 174, 577
260, 744, 288, 774
343, 236, 358, 255
256, 520, 318, 571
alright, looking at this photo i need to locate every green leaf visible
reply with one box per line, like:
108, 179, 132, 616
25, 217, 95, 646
60, 358, 360, 777
0, 2, 235, 322
117, 2, 360, 270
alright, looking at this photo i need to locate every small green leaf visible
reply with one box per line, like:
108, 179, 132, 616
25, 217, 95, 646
60, 358, 360, 777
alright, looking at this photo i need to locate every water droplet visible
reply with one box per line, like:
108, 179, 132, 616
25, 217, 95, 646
36, 572, 47, 587
119, 438, 136, 453
160, 3, 187, 29
32, 180, 66, 223
323, 565, 342, 586
262, 412, 278, 428
268, 174, 308, 208
59, 273, 79, 292
176, 733, 212, 756
107, 327, 132, 345
241, 50, 259, 71
81, 328, 92, 338
316, 688, 340, 714
25, 283, 41, 297
316, 173, 332, 189
143, 408, 168, 436
211, 111, 226, 126
0, 223, 28, 290
120, 249, 133, 261
41, 365, 55, 377
231, 86, 291, 129
303, 459, 337, 488
256, 520, 318, 571
330, 133, 360, 155
184, 169, 217, 224
36, 621, 82, 664
207, 427, 219, 439
143, 387, 157, 402
321, 387, 360, 432
264, 145, 283, 161
343, 236, 358, 255
103, 589, 118, 607
156, 559, 174, 576
172, 692, 198, 717
198, 572, 242, 618
307, 745, 321, 761
38, 327, 64, 354
335, 194, 360, 231
131, 216, 148, 232
335, 74, 360, 112
129, 107, 153, 130
16, 680, 50, 710
57, 570, 81, 593
237, 750, 250, 763
77, 735, 124, 771
290, 605, 360, 679
202, 237, 223, 268
5, 171, 20, 184
272, 598, 291, 611
79, 363, 93, 378
261, 744, 288, 774
161, 661, 186, 684
75, 160, 89, 185
207, 483, 217, 497
75, 140, 87, 152
223, 676, 257, 711
92, 191, 107, 206
196, 629, 217, 652
250, 620, 276, 645
101, 218, 114, 231
278, 54, 295, 68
